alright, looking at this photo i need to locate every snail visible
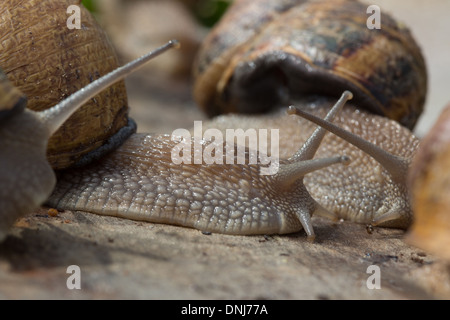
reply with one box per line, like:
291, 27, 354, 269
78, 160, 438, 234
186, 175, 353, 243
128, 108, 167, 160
0, 0, 429, 242
192, 0, 425, 228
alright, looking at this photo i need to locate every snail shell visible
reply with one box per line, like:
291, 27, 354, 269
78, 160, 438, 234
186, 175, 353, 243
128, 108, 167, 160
0, 0, 133, 169
406, 104, 450, 259
193, 0, 427, 130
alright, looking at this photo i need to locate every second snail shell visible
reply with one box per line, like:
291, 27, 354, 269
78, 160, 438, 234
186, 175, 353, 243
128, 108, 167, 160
193, 0, 427, 130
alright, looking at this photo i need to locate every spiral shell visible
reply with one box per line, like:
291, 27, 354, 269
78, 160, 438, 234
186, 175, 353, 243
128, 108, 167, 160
193, 0, 427, 130
0, 0, 132, 169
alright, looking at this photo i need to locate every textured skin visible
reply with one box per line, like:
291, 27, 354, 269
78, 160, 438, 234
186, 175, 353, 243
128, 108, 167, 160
47, 97, 419, 234
0, 70, 25, 119
201, 97, 419, 228
48, 133, 327, 235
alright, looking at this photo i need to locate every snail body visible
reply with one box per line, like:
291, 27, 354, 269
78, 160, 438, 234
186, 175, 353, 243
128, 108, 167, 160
0, 0, 430, 241
48, 124, 350, 239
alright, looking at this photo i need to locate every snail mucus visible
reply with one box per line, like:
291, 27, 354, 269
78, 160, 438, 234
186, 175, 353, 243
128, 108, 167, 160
0, 0, 430, 242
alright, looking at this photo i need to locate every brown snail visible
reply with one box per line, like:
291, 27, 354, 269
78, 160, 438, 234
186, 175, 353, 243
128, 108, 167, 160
192, 0, 425, 228
0, 0, 430, 242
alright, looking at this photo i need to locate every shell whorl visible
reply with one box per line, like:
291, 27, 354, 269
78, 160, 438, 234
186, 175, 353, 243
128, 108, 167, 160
193, 0, 427, 130
0, 0, 130, 169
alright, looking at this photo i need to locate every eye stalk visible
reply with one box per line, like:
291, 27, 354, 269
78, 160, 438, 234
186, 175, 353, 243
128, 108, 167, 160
40, 40, 180, 137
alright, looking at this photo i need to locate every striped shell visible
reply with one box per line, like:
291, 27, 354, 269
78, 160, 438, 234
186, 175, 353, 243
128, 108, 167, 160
0, 0, 132, 169
193, 0, 427, 130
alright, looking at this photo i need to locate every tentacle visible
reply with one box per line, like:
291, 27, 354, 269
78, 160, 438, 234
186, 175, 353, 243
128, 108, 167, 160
288, 90, 353, 161
287, 102, 411, 184
39, 40, 179, 137
275, 156, 350, 190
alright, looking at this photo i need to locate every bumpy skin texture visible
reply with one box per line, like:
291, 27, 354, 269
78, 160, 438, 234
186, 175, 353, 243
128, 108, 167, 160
48, 97, 419, 234
202, 97, 419, 228
49, 134, 323, 235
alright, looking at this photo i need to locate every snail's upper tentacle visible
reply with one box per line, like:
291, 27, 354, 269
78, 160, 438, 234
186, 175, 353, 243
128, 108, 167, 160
39, 41, 179, 137
289, 90, 353, 161
287, 104, 412, 184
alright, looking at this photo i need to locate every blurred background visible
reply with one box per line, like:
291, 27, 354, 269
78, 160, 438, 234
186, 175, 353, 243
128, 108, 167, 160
83, 0, 449, 138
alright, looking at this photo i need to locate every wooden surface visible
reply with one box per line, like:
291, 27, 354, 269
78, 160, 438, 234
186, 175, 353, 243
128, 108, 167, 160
1, 210, 449, 299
